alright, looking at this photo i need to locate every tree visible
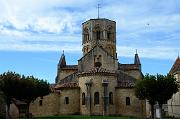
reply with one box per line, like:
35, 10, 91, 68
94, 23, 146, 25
135, 74, 157, 119
156, 74, 179, 119
0, 71, 51, 118
0, 71, 21, 119
18, 76, 51, 118
135, 74, 179, 119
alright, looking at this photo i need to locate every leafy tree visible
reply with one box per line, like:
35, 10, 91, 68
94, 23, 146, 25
0, 71, 51, 118
0, 71, 21, 119
135, 74, 157, 119
18, 76, 51, 118
156, 74, 179, 119
135, 74, 179, 119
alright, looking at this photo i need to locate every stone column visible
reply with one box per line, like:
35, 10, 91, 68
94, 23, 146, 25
85, 80, 92, 115
102, 79, 109, 116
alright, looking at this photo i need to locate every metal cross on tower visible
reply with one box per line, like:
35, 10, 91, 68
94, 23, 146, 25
97, 4, 101, 19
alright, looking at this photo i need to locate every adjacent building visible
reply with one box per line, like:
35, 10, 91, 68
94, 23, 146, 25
168, 56, 180, 117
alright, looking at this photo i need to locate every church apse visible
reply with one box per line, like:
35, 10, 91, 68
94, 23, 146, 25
30, 16, 145, 118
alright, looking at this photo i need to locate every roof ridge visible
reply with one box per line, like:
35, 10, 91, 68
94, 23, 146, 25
78, 45, 117, 61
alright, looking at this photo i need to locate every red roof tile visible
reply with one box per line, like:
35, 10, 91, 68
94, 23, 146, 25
119, 64, 140, 71
169, 57, 180, 74
55, 82, 79, 89
82, 67, 115, 74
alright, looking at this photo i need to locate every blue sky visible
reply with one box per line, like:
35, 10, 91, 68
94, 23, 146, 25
0, 0, 179, 83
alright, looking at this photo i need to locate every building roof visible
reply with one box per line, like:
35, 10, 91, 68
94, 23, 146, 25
49, 84, 56, 92
116, 71, 136, 88
82, 18, 115, 25
87, 67, 115, 73
78, 67, 116, 76
59, 72, 78, 84
118, 64, 140, 71
169, 56, 180, 74
58, 52, 78, 70
78, 45, 117, 62
54, 82, 79, 89
61, 65, 78, 70
134, 53, 141, 65
58, 52, 66, 68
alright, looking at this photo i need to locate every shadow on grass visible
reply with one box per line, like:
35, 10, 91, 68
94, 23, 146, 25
21, 115, 140, 119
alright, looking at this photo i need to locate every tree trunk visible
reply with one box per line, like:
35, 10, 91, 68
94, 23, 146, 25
26, 102, 30, 118
6, 103, 11, 119
159, 104, 163, 119
150, 104, 154, 119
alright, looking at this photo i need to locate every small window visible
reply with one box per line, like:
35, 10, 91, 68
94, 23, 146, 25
107, 32, 111, 39
39, 100, 43, 106
126, 97, 130, 106
96, 31, 101, 40
94, 92, 99, 105
65, 97, 69, 104
109, 92, 113, 104
82, 93, 85, 105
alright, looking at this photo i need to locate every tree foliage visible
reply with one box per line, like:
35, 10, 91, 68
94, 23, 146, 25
0, 71, 21, 119
0, 71, 51, 118
156, 74, 179, 106
135, 74, 179, 119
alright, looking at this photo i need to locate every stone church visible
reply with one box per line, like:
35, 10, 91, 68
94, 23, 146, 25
30, 18, 146, 118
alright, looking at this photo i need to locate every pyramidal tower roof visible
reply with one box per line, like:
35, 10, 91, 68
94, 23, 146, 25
134, 50, 141, 65
169, 56, 180, 74
58, 51, 66, 68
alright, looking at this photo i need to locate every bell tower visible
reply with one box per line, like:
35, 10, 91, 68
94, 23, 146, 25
82, 18, 116, 58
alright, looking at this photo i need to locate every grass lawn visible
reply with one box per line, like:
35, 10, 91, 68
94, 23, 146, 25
25, 115, 140, 119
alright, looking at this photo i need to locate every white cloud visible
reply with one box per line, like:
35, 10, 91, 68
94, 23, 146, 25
117, 46, 179, 60
0, 0, 179, 60
0, 42, 82, 52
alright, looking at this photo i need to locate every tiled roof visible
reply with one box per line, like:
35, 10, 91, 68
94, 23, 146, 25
116, 71, 136, 88
117, 80, 135, 88
87, 67, 115, 73
118, 64, 140, 71
61, 65, 78, 70
79, 67, 116, 76
54, 72, 78, 90
134, 53, 141, 65
54, 82, 79, 89
58, 53, 66, 68
169, 57, 180, 74
49, 84, 56, 92
60, 72, 78, 84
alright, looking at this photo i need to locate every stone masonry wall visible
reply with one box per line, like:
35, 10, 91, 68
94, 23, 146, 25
168, 73, 180, 117
78, 46, 118, 73
59, 69, 77, 81
78, 75, 117, 115
30, 93, 60, 117
59, 88, 80, 115
115, 88, 146, 118
126, 70, 142, 80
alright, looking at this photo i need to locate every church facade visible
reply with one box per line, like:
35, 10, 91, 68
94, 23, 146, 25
30, 18, 146, 118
